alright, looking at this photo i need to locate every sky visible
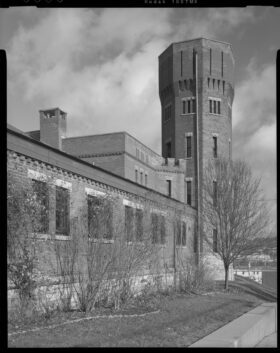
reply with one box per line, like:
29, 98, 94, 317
1, 6, 278, 232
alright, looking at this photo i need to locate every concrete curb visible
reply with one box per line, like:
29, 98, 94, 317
189, 302, 277, 347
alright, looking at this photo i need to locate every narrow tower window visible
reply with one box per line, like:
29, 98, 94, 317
135, 169, 138, 183
217, 101, 221, 114
166, 141, 171, 158
182, 100, 186, 114
187, 180, 192, 205
145, 173, 148, 186
186, 136, 192, 158
209, 99, 212, 113
187, 99, 191, 113
167, 180, 172, 197
140, 171, 143, 185
213, 100, 217, 114
213, 136, 217, 158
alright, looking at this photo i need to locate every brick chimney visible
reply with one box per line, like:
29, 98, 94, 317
39, 107, 67, 150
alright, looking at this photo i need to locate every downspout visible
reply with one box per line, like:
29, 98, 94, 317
195, 49, 201, 265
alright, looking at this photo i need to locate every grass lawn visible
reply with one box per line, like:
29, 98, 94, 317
8, 281, 270, 347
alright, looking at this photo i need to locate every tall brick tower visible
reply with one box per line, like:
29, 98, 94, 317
159, 38, 234, 253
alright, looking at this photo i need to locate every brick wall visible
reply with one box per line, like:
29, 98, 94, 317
7, 128, 197, 293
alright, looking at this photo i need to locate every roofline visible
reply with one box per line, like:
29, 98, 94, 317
64, 131, 162, 159
7, 125, 194, 208
159, 37, 232, 58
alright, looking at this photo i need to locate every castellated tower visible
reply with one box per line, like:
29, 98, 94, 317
159, 38, 234, 253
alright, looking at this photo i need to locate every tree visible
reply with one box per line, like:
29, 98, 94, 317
202, 157, 270, 290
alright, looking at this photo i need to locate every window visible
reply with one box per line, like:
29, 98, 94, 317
145, 173, 148, 187
187, 99, 191, 113
213, 228, 218, 252
213, 136, 217, 158
166, 141, 172, 158
151, 213, 159, 244
176, 221, 187, 246
186, 136, 192, 158
213, 181, 217, 207
56, 186, 70, 235
135, 169, 138, 183
136, 209, 143, 241
160, 215, 166, 244
213, 100, 217, 114
125, 205, 134, 242
167, 180, 171, 197
151, 213, 165, 245
32, 179, 49, 233
217, 101, 221, 114
187, 180, 192, 205
182, 100, 186, 114
182, 221, 186, 246
88, 195, 100, 239
209, 98, 221, 115
88, 195, 113, 240
140, 171, 143, 185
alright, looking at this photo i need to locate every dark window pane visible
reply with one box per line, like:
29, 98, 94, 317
56, 186, 70, 235
187, 181, 192, 205
213, 136, 217, 158
125, 206, 134, 242
88, 195, 101, 239
136, 209, 143, 241
167, 180, 171, 197
182, 100, 186, 114
186, 136, 192, 158
32, 179, 49, 233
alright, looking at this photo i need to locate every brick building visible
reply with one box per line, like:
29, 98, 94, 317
7, 38, 234, 303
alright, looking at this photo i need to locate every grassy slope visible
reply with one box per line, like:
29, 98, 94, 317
9, 277, 276, 348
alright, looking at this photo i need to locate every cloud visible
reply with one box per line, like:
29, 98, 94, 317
7, 7, 258, 155
232, 60, 276, 229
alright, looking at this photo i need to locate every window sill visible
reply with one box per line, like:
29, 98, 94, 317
181, 113, 195, 116
31, 233, 71, 241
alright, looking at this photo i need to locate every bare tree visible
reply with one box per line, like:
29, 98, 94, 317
202, 157, 270, 290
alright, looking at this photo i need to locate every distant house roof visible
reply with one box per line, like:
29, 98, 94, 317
25, 130, 40, 141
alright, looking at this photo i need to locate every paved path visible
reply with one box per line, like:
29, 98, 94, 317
255, 332, 277, 347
